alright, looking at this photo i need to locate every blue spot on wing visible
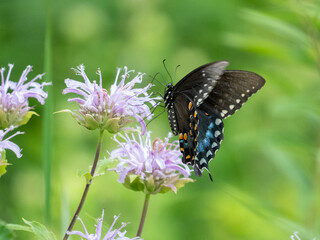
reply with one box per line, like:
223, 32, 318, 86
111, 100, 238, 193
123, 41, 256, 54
208, 122, 214, 129
197, 142, 204, 152
202, 138, 210, 147
206, 130, 213, 139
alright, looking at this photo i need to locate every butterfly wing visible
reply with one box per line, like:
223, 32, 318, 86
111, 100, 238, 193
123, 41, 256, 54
203, 70, 265, 118
193, 107, 224, 176
173, 61, 229, 107
171, 95, 197, 164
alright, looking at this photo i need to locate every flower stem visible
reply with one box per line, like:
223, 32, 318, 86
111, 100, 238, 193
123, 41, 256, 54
136, 193, 151, 238
63, 130, 104, 240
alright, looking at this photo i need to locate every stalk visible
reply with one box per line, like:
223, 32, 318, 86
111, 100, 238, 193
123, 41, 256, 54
63, 130, 104, 240
136, 194, 151, 238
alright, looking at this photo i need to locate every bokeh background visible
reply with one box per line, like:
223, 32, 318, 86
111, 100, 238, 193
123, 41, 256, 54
0, 0, 319, 239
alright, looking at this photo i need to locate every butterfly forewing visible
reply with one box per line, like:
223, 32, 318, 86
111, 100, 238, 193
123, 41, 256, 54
175, 61, 229, 107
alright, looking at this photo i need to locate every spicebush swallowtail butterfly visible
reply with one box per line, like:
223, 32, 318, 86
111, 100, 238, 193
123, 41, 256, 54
163, 61, 265, 179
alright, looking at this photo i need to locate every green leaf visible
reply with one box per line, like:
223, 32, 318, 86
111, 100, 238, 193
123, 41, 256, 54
95, 158, 116, 175
6, 223, 31, 232
84, 114, 99, 130
123, 175, 145, 192
0, 220, 14, 240
159, 177, 194, 194
0, 160, 10, 177
77, 170, 92, 184
0, 109, 9, 130
21, 219, 57, 240
104, 117, 120, 133
144, 175, 156, 193
17, 111, 39, 127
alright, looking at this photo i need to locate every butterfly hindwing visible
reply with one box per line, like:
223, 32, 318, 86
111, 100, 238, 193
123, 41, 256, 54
204, 70, 265, 118
194, 108, 224, 176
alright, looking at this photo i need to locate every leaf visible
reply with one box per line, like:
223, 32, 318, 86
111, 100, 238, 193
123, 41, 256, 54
17, 111, 39, 127
0, 160, 10, 177
6, 223, 31, 232
123, 175, 145, 192
0, 109, 9, 129
0, 220, 14, 240
21, 219, 57, 240
242, 9, 308, 44
77, 170, 92, 184
104, 117, 120, 133
95, 158, 116, 175
84, 114, 99, 130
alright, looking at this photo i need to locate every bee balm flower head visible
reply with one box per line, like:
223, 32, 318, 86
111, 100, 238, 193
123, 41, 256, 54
63, 65, 157, 134
110, 132, 194, 194
0, 64, 51, 129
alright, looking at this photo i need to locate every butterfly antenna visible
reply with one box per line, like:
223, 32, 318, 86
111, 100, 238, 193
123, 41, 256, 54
149, 101, 164, 113
146, 108, 166, 127
149, 73, 166, 87
163, 59, 173, 84
174, 64, 181, 82
146, 101, 165, 119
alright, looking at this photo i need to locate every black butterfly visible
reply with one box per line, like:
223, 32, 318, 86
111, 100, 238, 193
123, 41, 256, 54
163, 61, 265, 179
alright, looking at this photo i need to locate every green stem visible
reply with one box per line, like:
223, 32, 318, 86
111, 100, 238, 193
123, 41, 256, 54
42, 0, 52, 225
136, 194, 151, 238
63, 130, 104, 240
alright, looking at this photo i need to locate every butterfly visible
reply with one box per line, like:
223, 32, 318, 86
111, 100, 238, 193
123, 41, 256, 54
163, 61, 265, 179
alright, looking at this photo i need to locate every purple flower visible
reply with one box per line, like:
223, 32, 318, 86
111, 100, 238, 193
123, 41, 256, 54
0, 127, 24, 159
62, 65, 157, 134
110, 132, 194, 194
67, 210, 140, 240
0, 127, 24, 177
0, 64, 51, 129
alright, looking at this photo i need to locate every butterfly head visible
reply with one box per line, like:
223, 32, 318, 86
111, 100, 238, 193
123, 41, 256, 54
164, 83, 174, 109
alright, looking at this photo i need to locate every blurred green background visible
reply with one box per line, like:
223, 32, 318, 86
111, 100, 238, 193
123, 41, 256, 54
0, 0, 320, 239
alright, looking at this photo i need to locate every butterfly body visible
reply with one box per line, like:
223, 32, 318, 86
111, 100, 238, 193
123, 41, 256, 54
163, 61, 265, 178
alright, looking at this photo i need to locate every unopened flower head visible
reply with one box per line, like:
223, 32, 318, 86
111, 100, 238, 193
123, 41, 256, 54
0, 64, 50, 129
110, 132, 194, 194
0, 127, 24, 177
67, 210, 141, 240
62, 65, 157, 134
